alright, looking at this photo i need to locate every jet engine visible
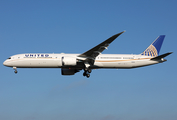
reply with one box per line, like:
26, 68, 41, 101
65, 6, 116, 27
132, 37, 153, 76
62, 56, 77, 66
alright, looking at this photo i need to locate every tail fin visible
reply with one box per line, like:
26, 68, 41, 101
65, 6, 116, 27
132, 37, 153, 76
141, 35, 165, 57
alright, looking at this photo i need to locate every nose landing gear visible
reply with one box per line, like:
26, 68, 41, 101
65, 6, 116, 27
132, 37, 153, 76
13, 67, 18, 74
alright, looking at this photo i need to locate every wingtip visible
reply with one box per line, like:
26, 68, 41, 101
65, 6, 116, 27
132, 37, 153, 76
114, 31, 125, 36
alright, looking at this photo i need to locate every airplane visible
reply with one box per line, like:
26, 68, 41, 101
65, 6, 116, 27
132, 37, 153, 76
3, 31, 172, 78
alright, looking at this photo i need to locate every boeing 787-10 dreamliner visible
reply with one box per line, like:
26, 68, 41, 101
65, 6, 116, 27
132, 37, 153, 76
3, 31, 172, 78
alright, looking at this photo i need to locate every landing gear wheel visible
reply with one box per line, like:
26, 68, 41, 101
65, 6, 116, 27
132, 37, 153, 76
88, 69, 92, 73
14, 70, 17, 74
86, 74, 90, 78
83, 71, 90, 78
83, 72, 87, 76
83, 68, 91, 78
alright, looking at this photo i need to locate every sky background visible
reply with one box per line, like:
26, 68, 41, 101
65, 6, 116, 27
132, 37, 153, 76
0, 0, 177, 120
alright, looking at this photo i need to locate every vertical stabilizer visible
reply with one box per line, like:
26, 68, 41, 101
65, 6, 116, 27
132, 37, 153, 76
141, 35, 165, 57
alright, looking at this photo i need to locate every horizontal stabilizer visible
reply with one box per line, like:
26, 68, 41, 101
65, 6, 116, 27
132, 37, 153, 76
151, 52, 173, 60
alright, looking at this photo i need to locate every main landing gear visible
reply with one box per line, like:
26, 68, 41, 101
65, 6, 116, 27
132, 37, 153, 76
83, 68, 92, 78
13, 67, 18, 74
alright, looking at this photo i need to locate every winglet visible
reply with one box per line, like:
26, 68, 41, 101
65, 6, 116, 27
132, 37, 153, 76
141, 35, 165, 57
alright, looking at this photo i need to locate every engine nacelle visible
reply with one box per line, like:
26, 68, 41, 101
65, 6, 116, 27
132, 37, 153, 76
61, 68, 78, 75
62, 56, 77, 66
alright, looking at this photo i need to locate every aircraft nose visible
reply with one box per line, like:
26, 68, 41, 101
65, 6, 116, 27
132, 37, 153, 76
3, 60, 9, 66
3, 61, 7, 66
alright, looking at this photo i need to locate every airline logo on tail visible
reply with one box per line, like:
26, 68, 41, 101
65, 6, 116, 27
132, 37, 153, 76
141, 44, 158, 57
141, 35, 165, 57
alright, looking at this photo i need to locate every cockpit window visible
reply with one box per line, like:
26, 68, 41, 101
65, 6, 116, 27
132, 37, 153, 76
8, 57, 11, 59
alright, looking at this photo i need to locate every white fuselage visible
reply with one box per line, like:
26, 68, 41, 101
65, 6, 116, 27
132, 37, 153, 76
3, 32, 171, 78
3, 53, 162, 69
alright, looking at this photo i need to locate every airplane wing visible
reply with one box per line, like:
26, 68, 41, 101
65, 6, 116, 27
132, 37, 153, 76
77, 31, 125, 67
78, 31, 125, 59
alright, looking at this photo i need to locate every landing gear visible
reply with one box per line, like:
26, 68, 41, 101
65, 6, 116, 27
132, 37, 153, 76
83, 71, 90, 78
13, 67, 18, 74
86, 73, 90, 78
83, 68, 91, 78
87, 69, 92, 73
14, 70, 18, 74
